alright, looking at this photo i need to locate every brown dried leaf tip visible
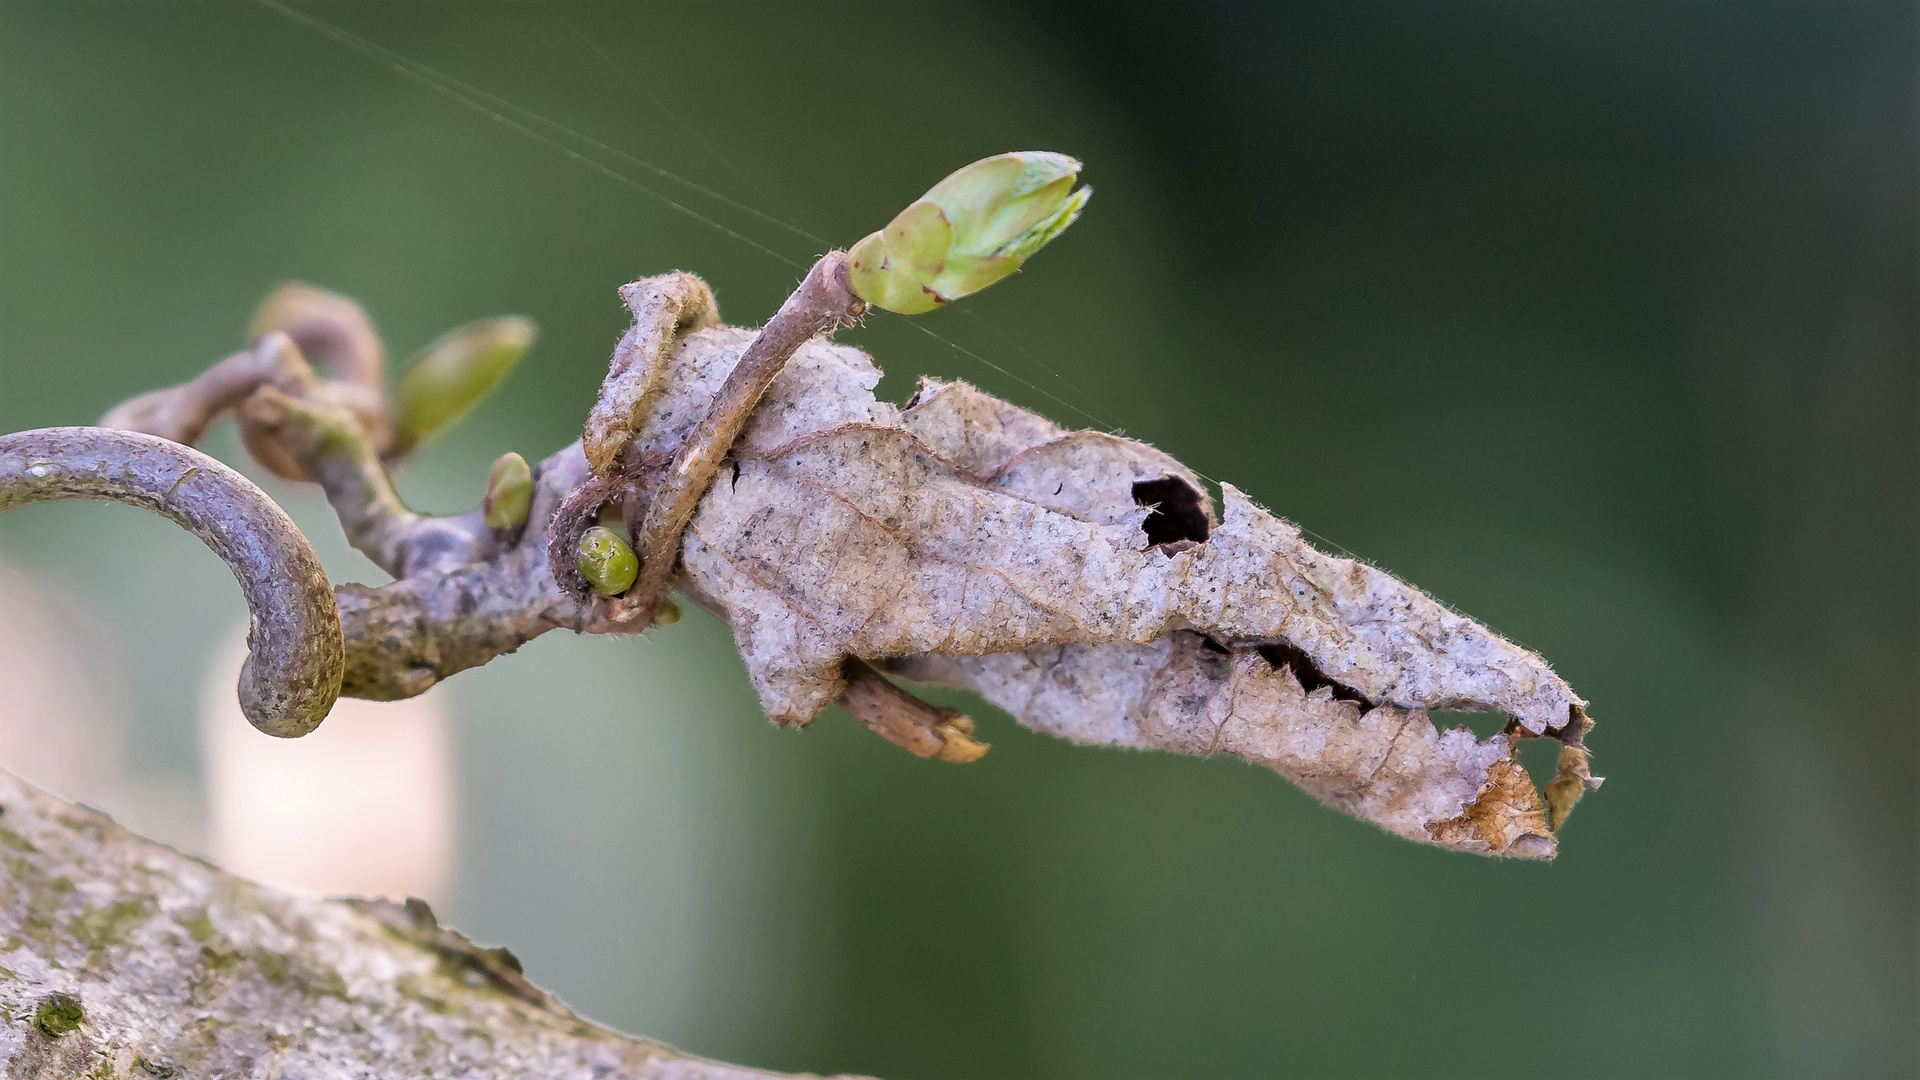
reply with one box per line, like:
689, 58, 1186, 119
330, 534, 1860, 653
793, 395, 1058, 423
1543, 706, 1604, 832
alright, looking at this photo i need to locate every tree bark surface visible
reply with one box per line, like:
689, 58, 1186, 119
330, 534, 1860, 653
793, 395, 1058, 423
0, 768, 860, 1079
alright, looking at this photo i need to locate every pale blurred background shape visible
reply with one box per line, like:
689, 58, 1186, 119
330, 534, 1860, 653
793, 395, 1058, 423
0, 565, 146, 825
198, 623, 455, 901
0, 567, 458, 902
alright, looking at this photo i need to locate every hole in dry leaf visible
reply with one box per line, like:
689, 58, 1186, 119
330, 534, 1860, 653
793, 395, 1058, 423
1255, 641, 1373, 708
1514, 735, 1562, 783
1132, 476, 1211, 546
1194, 633, 1232, 676
1431, 709, 1511, 740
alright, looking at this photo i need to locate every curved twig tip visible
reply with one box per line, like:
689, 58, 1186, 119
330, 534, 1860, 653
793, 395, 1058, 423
0, 427, 343, 737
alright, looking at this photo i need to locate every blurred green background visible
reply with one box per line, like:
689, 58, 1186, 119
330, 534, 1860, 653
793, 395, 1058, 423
1, 1, 1914, 1076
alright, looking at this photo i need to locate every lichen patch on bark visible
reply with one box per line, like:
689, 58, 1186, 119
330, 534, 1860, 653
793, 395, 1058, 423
0, 772, 860, 1079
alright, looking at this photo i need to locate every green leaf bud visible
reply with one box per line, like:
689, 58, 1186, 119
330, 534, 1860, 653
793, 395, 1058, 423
848, 151, 1091, 315
483, 451, 533, 530
575, 525, 638, 597
392, 316, 537, 451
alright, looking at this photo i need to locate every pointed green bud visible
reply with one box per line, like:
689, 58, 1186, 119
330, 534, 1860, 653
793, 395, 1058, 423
392, 316, 537, 451
483, 452, 533, 530
848, 151, 1090, 315
576, 525, 638, 597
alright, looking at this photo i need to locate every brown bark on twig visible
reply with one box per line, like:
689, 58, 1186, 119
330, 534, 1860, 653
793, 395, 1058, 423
838, 658, 988, 763
0, 428, 341, 737
621, 253, 864, 626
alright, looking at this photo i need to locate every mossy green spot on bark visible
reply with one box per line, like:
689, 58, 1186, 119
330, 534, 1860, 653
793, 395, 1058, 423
32, 991, 83, 1038
57, 813, 109, 845
3, 854, 76, 950
254, 949, 291, 986
73, 897, 152, 960
181, 909, 217, 945
199, 945, 242, 972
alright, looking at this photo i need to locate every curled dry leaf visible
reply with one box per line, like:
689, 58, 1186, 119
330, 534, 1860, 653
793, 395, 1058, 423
598, 294, 1598, 858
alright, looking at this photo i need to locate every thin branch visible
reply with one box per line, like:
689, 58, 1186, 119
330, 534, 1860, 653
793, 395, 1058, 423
622, 252, 863, 623
248, 280, 388, 388
240, 385, 434, 578
839, 658, 989, 763
102, 331, 392, 483
98, 343, 282, 448
0, 427, 342, 736
582, 273, 720, 475
333, 443, 595, 700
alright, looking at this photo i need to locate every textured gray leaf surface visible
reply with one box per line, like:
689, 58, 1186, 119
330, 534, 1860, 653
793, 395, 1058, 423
613, 323, 1592, 857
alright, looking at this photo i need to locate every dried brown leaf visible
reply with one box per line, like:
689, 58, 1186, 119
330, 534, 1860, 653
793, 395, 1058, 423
610, 312, 1592, 859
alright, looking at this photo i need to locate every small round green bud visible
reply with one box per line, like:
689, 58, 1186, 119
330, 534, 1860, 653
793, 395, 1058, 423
393, 316, 537, 451
848, 151, 1091, 315
483, 451, 533, 530
576, 526, 638, 597
654, 599, 682, 626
